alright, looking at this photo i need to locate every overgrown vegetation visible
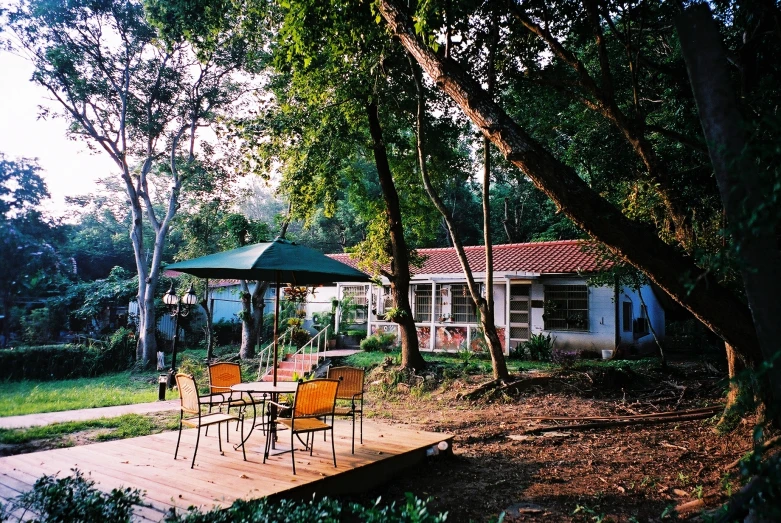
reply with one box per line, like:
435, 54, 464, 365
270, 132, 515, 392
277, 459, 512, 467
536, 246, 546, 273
0, 469, 447, 523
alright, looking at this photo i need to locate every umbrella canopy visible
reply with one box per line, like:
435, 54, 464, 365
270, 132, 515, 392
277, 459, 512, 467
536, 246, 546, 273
166, 237, 371, 385
166, 237, 370, 284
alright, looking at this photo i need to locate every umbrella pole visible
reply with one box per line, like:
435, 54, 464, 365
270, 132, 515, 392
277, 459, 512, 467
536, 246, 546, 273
272, 271, 280, 386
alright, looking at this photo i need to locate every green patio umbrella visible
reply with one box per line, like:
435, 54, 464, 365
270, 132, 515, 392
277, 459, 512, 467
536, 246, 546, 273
167, 237, 371, 384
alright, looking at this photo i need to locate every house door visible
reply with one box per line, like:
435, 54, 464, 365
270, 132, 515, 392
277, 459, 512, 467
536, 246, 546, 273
509, 284, 531, 352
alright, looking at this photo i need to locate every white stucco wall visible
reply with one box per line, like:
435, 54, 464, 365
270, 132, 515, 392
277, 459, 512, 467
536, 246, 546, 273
531, 277, 616, 353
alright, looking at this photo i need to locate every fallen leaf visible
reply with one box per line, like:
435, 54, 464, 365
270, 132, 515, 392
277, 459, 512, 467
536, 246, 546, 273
673, 489, 689, 497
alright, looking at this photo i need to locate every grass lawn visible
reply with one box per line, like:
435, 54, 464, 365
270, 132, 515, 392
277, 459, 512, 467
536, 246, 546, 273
0, 413, 180, 445
0, 370, 176, 417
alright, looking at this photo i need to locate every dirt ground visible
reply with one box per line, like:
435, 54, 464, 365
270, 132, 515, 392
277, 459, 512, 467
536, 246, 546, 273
346, 359, 761, 523
0, 359, 765, 522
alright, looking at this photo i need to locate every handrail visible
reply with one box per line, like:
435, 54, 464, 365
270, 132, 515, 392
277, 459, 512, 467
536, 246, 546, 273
256, 327, 294, 381
291, 325, 330, 378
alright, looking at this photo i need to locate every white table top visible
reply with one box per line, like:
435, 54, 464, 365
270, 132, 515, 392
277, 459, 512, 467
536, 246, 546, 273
231, 381, 299, 394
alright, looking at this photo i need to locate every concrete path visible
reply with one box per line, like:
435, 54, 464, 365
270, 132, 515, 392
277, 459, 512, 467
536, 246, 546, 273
0, 400, 180, 430
0, 349, 361, 430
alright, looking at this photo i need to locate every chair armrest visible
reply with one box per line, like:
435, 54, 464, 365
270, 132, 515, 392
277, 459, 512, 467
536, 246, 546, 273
266, 399, 291, 412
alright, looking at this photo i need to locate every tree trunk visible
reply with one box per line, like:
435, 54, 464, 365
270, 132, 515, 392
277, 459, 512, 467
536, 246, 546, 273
378, 0, 762, 370
717, 342, 746, 430
408, 52, 509, 381
366, 101, 426, 371
481, 19, 509, 380
239, 281, 254, 359
677, 4, 781, 421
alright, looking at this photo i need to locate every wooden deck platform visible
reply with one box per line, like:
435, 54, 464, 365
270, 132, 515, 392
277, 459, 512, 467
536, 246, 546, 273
0, 419, 452, 521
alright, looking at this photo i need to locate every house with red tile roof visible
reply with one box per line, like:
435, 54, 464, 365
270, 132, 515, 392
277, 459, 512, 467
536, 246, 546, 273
327, 240, 665, 356
205, 240, 665, 356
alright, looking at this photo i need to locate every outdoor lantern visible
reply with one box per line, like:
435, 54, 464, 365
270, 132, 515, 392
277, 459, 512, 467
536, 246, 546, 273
182, 284, 199, 307
163, 285, 179, 307
164, 282, 199, 389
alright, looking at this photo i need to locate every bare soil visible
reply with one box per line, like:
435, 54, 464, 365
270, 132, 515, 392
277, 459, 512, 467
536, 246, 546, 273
346, 360, 762, 523
0, 360, 765, 522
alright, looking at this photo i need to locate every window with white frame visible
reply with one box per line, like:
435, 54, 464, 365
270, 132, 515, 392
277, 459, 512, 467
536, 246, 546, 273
433, 283, 477, 323
413, 285, 432, 322
543, 285, 589, 331
341, 285, 369, 324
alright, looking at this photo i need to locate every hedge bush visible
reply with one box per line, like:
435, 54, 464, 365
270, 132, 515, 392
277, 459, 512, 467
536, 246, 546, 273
0, 328, 136, 381
0, 469, 448, 523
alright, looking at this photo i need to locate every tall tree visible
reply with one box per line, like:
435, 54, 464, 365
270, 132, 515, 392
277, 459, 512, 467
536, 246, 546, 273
677, 3, 781, 418
0, 154, 58, 342
5, 0, 246, 365
378, 0, 781, 412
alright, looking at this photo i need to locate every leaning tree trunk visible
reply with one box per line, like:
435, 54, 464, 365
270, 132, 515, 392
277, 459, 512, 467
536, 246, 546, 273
408, 53, 509, 380
677, 4, 781, 423
366, 101, 426, 371
378, 0, 763, 372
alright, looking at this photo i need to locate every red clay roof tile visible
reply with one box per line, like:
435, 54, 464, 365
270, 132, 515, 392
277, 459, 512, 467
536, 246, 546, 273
328, 240, 610, 276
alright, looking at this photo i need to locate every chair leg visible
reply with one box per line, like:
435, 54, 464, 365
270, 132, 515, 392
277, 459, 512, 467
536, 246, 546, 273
291, 427, 297, 475
263, 421, 272, 463
217, 422, 223, 455
174, 419, 183, 460
309, 432, 315, 456
351, 413, 355, 454
240, 416, 246, 461
330, 425, 337, 468
359, 408, 363, 444
191, 425, 202, 469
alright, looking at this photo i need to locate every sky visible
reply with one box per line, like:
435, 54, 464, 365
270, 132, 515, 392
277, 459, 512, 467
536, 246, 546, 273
0, 51, 117, 218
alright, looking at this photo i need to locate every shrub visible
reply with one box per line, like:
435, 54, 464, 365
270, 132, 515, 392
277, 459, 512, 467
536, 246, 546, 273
4, 469, 447, 523
212, 319, 241, 346
361, 332, 397, 352
9, 469, 142, 523
0, 326, 136, 382
290, 328, 312, 348
20, 307, 58, 345
521, 333, 555, 361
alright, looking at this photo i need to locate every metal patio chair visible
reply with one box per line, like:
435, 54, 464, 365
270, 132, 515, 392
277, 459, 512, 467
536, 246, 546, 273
207, 361, 267, 437
174, 373, 246, 468
326, 366, 365, 454
263, 378, 339, 475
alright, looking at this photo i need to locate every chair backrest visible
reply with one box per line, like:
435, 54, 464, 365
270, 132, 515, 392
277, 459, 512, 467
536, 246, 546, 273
176, 373, 200, 415
293, 379, 340, 419
209, 362, 241, 393
327, 366, 364, 400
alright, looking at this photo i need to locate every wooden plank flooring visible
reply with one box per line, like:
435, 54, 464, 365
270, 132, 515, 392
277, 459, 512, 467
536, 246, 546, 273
0, 419, 452, 521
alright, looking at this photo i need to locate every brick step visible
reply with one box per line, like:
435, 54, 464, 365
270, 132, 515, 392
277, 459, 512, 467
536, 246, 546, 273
276, 361, 313, 372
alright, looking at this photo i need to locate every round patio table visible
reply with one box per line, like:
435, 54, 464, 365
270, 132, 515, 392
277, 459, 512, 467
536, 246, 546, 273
231, 381, 299, 455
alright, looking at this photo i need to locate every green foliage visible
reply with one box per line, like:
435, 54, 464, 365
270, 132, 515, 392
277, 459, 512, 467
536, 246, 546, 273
20, 307, 58, 345
162, 492, 447, 522
360, 332, 398, 352
289, 327, 312, 348
0, 327, 136, 381
0, 467, 446, 523
212, 319, 241, 346
519, 333, 555, 361
11, 469, 142, 523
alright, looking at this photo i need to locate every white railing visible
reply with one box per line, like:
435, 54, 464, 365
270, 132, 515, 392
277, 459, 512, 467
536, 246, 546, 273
256, 327, 294, 381
290, 325, 331, 378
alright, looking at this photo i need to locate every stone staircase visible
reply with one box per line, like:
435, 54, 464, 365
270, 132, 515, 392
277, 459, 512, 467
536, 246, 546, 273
260, 352, 321, 382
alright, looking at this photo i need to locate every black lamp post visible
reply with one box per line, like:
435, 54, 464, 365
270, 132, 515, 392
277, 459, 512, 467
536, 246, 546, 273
163, 283, 198, 389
